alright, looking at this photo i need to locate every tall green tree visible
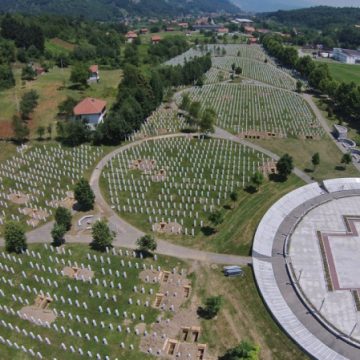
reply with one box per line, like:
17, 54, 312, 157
220, 340, 260, 360
91, 220, 115, 252
136, 234, 157, 253
312, 152, 320, 170
276, 154, 294, 180
199, 296, 223, 319
74, 178, 95, 211
11, 115, 29, 143
341, 153, 352, 169
70, 63, 89, 88
55, 207, 72, 231
199, 108, 216, 134
0, 64, 15, 90
51, 223, 66, 247
4, 221, 27, 254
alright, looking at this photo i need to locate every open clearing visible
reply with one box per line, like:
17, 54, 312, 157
325, 62, 360, 84
0, 67, 121, 138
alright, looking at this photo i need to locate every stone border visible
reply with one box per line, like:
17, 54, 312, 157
253, 178, 360, 360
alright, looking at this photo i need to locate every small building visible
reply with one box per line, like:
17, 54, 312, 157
151, 35, 162, 45
88, 65, 99, 82
217, 27, 229, 35
166, 27, 175, 32
140, 28, 148, 34
235, 18, 253, 25
333, 124, 348, 140
333, 48, 360, 64
244, 26, 255, 34
249, 37, 258, 44
73, 97, 107, 129
125, 31, 138, 43
35, 67, 46, 76
178, 22, 189, 29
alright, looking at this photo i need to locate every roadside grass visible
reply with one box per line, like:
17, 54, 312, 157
326, 62, 360, 84
195, 264, 309, 360
100, 173, 304, 256
0, 66, 122, 138
251, 138, 359, 181
0, 243, 187, 360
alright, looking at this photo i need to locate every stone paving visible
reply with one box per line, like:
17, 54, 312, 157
290, 197, 360, 341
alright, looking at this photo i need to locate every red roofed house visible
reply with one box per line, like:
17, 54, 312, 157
178, 22, 189, 29
140, 28, 149, 34
73, 98, 107, 128
244, 26, 255, 34
151, 35, 161, 44
125, 31, 138, 43
217, 27, 229, 35
249, 37, 258, 44
88, 65, 99, 82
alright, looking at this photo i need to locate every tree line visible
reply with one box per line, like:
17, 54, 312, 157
262, 34, 360, 123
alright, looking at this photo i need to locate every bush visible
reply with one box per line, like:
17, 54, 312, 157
51, 223, 66, 247
74, 178, 95, 211
136, 234, 157, 253
91, 220, 115, 252
55, 207, 72, 231
4, 221, 27, 253
276, 153, 294, 180
198, 296, 223, 319
220, 340, 260, 360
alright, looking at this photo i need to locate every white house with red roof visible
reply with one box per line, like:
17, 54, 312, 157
88, 65, 99, 82
73, 97, 107, 128
125, 31, 138, 43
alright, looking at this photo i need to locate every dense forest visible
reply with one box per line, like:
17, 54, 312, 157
262, 6, 360, 29
259, 6, 360, 49
0, 0, 239, 20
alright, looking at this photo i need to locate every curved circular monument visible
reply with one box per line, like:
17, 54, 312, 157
253, 178, 360, 360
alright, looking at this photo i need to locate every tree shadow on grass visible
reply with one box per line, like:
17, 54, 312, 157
335, 165, 346, 171
244, 185, 258, 194
135, 249, 154, 259
269, 173, 287, 183
201, 226, 216, 236
304, 168, 314, 173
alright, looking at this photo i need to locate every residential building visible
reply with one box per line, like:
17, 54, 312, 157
88, 65, 99, 82
73, 98, 107, 129
333, 48, 360, 64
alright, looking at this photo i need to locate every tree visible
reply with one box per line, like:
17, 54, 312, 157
180, 93, 191, 111
20, 90, 39, 120
51, 223, 66, 246
235, 66, 242, 75
12, 115, 29, 143
199, 296, 223, 319
91, 220, 115, 252
312, 152, 320, 170
341, 153, 352, 168
188, 101, 202, 127
58, 96, 78, 118
220, 340, 260, 360
136, 234, 157, 253
276, 154, 294, 180
47, 124, 52, 139
230, 191, 238, 203
55, 207, 72, 231
21, 65, 36, 81
199, 108, 216, 134
60, 119, 91, 147
70, 63, 89, 88
36, 126, 45, 140
4, 221, 27, 253
74, 178, 95, 211
0, 64, 15, 90
296, 80, 303, 93
251, 171, 264, 191
209, 210, 224, 227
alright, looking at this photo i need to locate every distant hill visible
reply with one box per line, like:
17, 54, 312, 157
260, 6, 360, 29
0, 0, 240, 20
231, 0, 312, 13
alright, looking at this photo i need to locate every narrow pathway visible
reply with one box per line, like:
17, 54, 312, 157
303, 93, 360, 172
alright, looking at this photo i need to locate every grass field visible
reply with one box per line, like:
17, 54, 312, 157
252, 138, 359, 181
326, 62, 360, 84
0, 243, 188, 360
195, 264, 309, 360
0, 66, 122, 138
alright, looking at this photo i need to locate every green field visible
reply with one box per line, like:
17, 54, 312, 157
0, 244, 188, 360
325, 62, 360, 84
0, 66, 121, 138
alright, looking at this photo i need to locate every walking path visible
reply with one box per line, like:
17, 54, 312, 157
303, 93, 360, 172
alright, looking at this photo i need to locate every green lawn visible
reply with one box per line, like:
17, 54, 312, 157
252, 138, 359, 181
0, 66, 122, 138
0, 244, 187, 360
326, 62, 360, 84
195, 265, 309, 360
101, 170, 304, 256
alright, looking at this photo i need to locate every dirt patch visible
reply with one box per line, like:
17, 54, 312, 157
0, 121, 13, 139
153, 221, 182, 235
50, 38, 75, 51
129, 159, 156, 172
62, 266, 94, 281
8, 192, 30, 205
49, 191, 75, 209
238, 130, 285, 140
19, 295, 57, 325
258, 160, 278, 177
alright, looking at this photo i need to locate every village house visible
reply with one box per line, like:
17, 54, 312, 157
151, 35, 162, 45
244, 26, 255, 35
217, 27, 229, 35
125, 31, 138, 43
88, 65, 99, 82
333, 48, 360, 64
73, 97, 107, 129
140, 28, 148, 34
178, 22, 189, 29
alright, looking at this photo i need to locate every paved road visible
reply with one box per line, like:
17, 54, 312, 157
303, 94, 360, 172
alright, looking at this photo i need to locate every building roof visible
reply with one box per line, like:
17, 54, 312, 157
217, 28, 229, 33
342, 48, 360, 57
126, 31, 138, 39
89, 65, 98, 73
74, 98, 107, 116
244, 26, 255, 33
152, 35, 162, 42
236, 18, 253, 23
